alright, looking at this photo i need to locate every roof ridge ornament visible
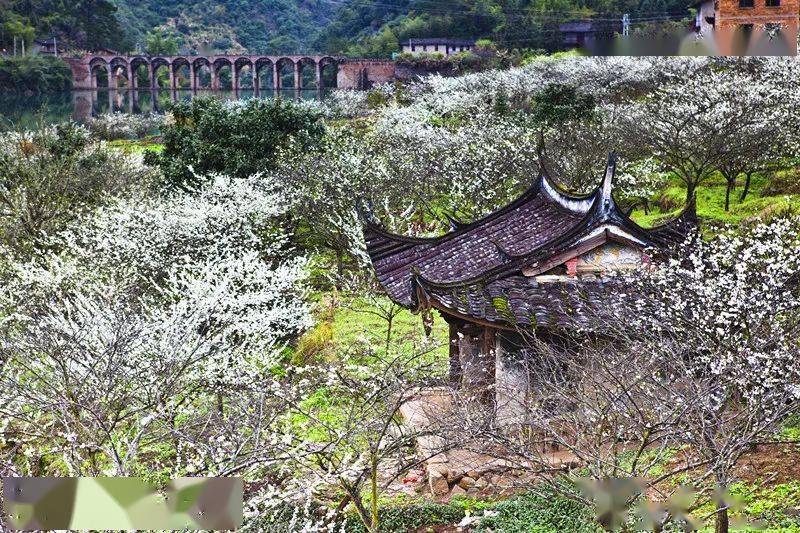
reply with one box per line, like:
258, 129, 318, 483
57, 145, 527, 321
356, 198, 380, 226
602, 152, 617, 205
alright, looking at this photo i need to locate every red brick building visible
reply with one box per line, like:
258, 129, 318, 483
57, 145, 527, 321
694, 0, 798, 53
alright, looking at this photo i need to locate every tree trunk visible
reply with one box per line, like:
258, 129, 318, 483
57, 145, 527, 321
370, 452, 379, 533
724, 179, 733, 212
739, 172, 753, 202
715, 505, 729, 533
335, 249, 344, 291
685, 181, 696, 205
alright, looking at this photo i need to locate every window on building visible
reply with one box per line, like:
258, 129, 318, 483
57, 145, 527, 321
766, 0, 780, 6
739, 0, 754, 7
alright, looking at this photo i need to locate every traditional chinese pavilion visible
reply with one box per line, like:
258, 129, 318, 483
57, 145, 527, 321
363, 155, 697, 421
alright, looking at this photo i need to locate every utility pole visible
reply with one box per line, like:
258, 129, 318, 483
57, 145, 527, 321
622, 14, 630, 36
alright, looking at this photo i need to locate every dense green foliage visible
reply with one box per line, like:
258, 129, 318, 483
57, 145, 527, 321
111, 0, 336, 54
0, 55, 71, 92
146, 96, 325, 191
1, 0, 128, 51
476, 491, 600, 532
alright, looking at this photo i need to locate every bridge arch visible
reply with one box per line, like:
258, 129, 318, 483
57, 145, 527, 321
192, 58, 212, 89
212, 58, 233, 90
172, 57, 191, 89
319, 56, 338, 89
89, 57, 109, 89
108, 57, 131, 89
233, 57, 255, 90
255, 57, 274, 91
275, 57, 296, 90
296, 57, 317, 89
151, 57, 172, 89
130, 56, 149, 89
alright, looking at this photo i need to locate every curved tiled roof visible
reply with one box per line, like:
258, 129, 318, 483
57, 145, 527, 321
363, 154, 698, 327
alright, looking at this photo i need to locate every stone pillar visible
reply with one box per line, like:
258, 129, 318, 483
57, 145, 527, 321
91, 67, 98, 89
495, 332, 530, 427
168, 63, 175, 91
458, 325, 495, 402
251, 67, 257, 93
315, 62, 322, 90
149, 63, 156, 89
126, 64, 133, 89
232, 64, 239, 92
294, 61, 301, 90
211, 66, 219, 91
190, 63, 196, 91
273, 62, 280, 91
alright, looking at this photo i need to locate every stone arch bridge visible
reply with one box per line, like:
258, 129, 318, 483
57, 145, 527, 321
65, 54, 396, 91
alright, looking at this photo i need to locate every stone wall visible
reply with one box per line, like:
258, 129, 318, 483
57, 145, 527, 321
336, 59, 396, 90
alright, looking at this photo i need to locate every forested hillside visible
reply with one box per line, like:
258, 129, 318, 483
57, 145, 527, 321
315, 0, 695, 57
1, 0, 695, 56
111, 0, 336, 54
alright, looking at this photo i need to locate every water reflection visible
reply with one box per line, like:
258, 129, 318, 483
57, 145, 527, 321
0, 89, 330, 130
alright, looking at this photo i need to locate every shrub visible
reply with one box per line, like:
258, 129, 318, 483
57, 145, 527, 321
344, 502, 466, 533
88, 112, 164, 140
762, 168, 800, 196
0, 122, 156, 255
145, 96, 325, 190
0, 55, 72, 92
476, 491, 599, 533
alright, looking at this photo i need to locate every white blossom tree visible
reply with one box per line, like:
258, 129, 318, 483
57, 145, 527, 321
618, 67, 798, 205
0, 173, 310, 478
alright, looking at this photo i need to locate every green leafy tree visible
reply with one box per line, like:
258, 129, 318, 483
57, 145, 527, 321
146, 96, 326, 191
0, 55, 72, 92
145, 29, 179, 55
529, 83, 596, 151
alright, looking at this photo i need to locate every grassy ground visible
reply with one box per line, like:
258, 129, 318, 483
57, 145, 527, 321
107, 138, 164, 154
293, 292, 449, 370
631, 172, 800, 230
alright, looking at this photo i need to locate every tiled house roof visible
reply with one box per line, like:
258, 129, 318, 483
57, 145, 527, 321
363, 154, 698, 328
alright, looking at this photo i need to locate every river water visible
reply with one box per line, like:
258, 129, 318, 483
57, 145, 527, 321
0, 89, 330, 130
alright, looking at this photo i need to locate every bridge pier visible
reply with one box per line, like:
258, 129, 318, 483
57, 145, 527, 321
273, 63, 280, 91
190, 63, 196, 91
294, 62, 301, 91
168, 64, 175, 91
